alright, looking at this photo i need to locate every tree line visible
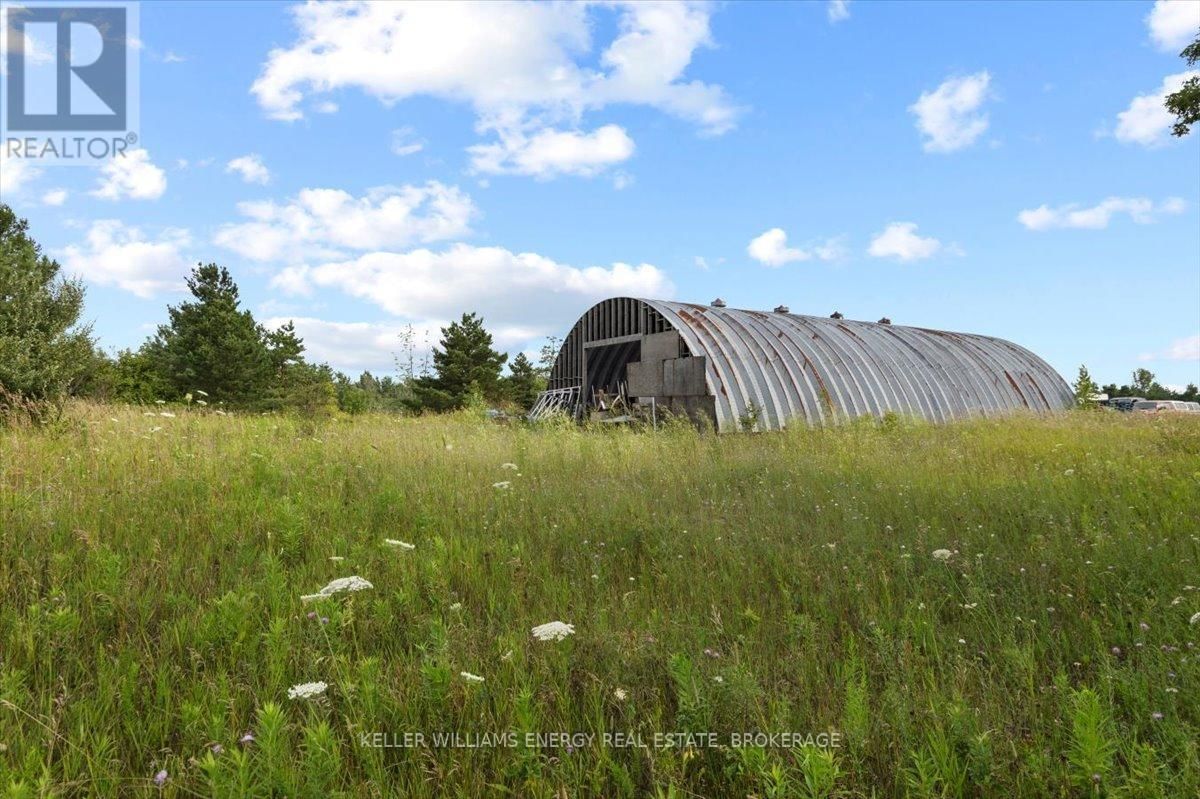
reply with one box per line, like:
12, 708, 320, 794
1, 204, 549, 423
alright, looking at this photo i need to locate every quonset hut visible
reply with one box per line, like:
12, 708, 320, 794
536, 297, 1072, 431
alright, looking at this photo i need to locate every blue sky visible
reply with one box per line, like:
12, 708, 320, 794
2, 0, 1198, 388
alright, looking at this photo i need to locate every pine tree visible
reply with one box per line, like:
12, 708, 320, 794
1072, 365, 1100, 408
144, 263, 273, 405
0, 204, 94, 418
505, 352, 544, 410
409, 312, 507, 411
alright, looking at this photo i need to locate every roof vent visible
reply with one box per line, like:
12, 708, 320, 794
711, 298, 726, 308
878, 317, 891, 325
830, 311, 843, 319
774, 304, 790, 313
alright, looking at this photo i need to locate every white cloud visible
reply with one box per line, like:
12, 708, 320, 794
1115, 71, 1199, 146
225, 153, 271, 185
909, 71, 992, 153
468, 124, 635, 178
260, 316, 542, 376
214, 182, 475, 262
746, 228, 843, 267
91, 149, 167, 200
1140, 334, 1200, 362
391, 126, 425, 156
41, 188, 68, 206
251, 1, 738, 177
270, 243, 673, 330
1018, 196, 1185, 230
867, 222, 944, 261
162, 50, 187, 63
828, 1, 851, 23
1146, 1, 1200, 52
60, 220, 192, 297
0, 152, 39, 196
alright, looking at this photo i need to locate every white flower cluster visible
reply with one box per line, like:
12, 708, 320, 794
287, 681, 327, 700
931, 549, 953, 562
301, 576, 373, 602
531, 621, 576, 642
384, 539, 416, 550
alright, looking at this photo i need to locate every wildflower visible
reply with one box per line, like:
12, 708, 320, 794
501, 462, 519, 470
460, 671, 485, 684
215, 409, 228, 416
195, 390, 209, 397
154, 400, 166, 405
450, 602, 463, 611
713, 676, 724, 683
501, 649, 513, 661
239, 732, 255, 744
1140, 622, 1150, 631
210, 743, 224, 754
196, 400, 208, 406
531, 621, 576, 642
493, 481, 512, 490
703, 648, 722, 659
153, 769, 168, 787
1063, 469, 1075, 476
932, 549, 953, 562
958, 638, 967, 644
159, 412, 176, 418
383, 539, 415, 550
300, 576, 373, 602
1151, 711, 1164, 721
287, 681, 328, 700
613, 687, 628, 701
329, 556, 344, 562
1190, 612, 1200, 625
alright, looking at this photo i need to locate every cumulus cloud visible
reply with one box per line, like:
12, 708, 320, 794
251, 1, 738, 177
828, 1, 851, 23
259, 316, 540, 376
269, 243, 673, 330
1017, 196, 1185, 230
213, 182, 475, 262
41, 188, 68, 206
747, 228, 843, 267
225, 154, 271, 185
909, 71, 991, 153
391, 126, 425, 156
867, 222, 945, 261
1115, 71, 1199, 146
60, 220, 192, 297
0, 152, 39, 195
91, 149, 167, 200
1146, 1, 1200, 52
468, 124, 635, 178
1140, 334, 1200, 362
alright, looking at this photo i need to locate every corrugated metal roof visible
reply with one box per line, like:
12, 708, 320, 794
548, 298, 1073, 431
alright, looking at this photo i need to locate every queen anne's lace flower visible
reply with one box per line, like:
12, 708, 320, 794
931, 549, 952, 562
531, 621, 575, 642
288, 681, 327, 700
384, 539, 415, 550
460, 671, 485, 683
301, 576, 373, 602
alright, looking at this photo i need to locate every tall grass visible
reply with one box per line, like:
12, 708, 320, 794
1, 406, 1197, 797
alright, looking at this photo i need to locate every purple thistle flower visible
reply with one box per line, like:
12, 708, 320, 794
240, 732, 255, 744
211, 743, 224, 754
153, 769, 168, 787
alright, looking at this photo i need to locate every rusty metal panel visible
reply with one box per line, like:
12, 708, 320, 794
547, 297, 1072, 432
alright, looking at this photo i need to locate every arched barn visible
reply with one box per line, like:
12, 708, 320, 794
536, 297, 1072, 431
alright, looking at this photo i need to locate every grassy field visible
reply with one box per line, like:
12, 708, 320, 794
1, 406, 1198, 798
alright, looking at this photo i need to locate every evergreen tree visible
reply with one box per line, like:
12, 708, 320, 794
1071, 365, 1100, 408
408, 312, 507, 411
0, 204, 94, 418
144, 263, 273, 405
505, 352, 544, 410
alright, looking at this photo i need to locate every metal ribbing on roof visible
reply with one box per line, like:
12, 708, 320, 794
547, 298, 1073, 431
